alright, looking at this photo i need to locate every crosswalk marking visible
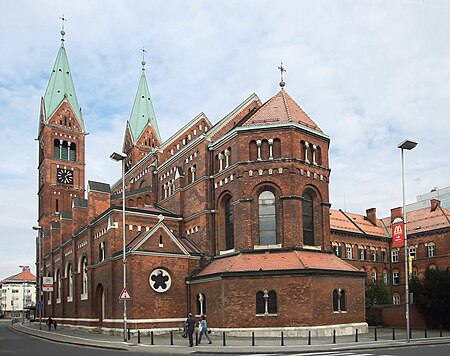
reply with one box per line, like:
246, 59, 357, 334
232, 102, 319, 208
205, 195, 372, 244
235, 352, 396, 356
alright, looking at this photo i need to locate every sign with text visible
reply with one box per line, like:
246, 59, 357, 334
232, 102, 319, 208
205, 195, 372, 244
392, 221, 405, 248
42, 276, 54, 292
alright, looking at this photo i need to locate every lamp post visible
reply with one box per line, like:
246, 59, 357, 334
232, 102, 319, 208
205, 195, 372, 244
32, 225, 43, 330
397, 139, 417, 343
110, 151, 127, 342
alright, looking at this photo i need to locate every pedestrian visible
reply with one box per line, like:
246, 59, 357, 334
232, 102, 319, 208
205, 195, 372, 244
198, 314, 212, 344
46, 316, 53, 331
185, 312, 195, 347
53, 320, 58, 330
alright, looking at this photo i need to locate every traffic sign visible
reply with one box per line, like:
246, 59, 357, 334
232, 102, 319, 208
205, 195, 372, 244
37, 300, 44, 310
119, 287, 132, 301
42, 276, 54, 292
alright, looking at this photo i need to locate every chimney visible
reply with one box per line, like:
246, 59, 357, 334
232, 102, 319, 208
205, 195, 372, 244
366, 208, 377, 225
431, 199, 440, 212
22, 266, 30, 273
390, 207, 403, 223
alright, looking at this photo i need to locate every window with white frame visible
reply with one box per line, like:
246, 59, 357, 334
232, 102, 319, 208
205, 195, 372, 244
427, 243, 435, 257
392, 270, 400, 285
371, 269, 377, 282
409, 247, 416, 259
391, 249, 398, 263
359, 247, 365, 261
383, 270, 389, 285
393, 294, 400, 305
371, 249, 377, 261
346, 246, 352, 259
81, 257, 88, 299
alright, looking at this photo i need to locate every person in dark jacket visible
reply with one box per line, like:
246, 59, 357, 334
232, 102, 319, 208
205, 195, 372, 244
185, 313, 195, 347
46, 317, 53, 331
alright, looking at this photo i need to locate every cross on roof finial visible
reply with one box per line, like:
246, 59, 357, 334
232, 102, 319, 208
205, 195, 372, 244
278, 61, 286, 89
141, 47, 147, 72
59, 15, 67, 43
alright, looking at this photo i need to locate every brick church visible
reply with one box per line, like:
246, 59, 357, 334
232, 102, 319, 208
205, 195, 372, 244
38, 28, 450, 335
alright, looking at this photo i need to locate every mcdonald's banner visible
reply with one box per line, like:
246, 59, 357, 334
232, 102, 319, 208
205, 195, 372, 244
392, 221, 404, 248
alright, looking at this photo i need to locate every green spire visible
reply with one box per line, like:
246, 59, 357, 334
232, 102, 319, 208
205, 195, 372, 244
128, 60, 161, 143
43, 30, 84, 130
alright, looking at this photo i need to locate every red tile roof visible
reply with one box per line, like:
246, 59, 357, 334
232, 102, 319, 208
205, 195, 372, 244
2, 269, 36, 282
330, 209, 387, 237
382, 206, 450, 235
195, 250, 358, 278
243, 90, 323, 133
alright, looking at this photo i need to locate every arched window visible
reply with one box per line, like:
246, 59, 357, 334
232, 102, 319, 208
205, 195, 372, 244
273, 138, 281, 159
69, 143, 76, 161
196, 293, 206, 316
53, 139, 60, 159
225, 197, 234, 250
249, 141, 258, 161
256, 290, 277, 315
333, 289, 346, 312
256, 291, 265, 314
137, 197, 144, 207
371, 268, 377, 282
81, 257, 88, 297
302, 192, 314, 245
99, 241, 106, 262
145, 195, 151, 205
61, 141, 69, 160
259, 191, 276, 245
67, 263, 73, 301
56, 269, 61, 302
268, 291, 277, 314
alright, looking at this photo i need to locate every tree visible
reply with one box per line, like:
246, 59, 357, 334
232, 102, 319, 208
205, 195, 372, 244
365, 280, 391, 308
410, 268, 450, 329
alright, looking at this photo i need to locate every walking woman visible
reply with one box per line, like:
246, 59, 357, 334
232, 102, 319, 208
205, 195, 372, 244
198, 314, 212, 344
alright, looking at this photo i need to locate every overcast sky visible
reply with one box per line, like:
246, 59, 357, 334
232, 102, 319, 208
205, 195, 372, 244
1, 0, 449, 279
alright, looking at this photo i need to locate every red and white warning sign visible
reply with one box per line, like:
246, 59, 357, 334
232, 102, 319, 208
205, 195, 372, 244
119, 287, 132, 301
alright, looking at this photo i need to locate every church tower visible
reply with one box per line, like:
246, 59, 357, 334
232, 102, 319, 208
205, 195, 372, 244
37, 27, 86, 239
122, 56, 161, 172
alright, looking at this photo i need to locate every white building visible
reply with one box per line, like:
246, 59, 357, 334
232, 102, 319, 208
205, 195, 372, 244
406, 185, 450, 212
0, 266, 36, 319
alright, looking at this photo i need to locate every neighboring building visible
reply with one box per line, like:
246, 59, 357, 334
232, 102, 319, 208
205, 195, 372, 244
406, 186, 450, 212
35, 29, 367, 335
0, 266, 36, 319
330, 200, 450, 305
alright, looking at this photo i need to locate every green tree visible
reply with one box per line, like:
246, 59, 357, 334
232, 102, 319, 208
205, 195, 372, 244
410, 268, 450, 329
365, 280, 391, 308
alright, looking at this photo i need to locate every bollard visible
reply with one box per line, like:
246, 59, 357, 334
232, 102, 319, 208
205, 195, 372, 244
195, 331, 198, 346
355, 329, 358, 342
170, 331, 173, 345
333, 329, 336, 344
440, 325, 443, 337
138, 330, 141, 344
425, 328, 427, 338
151, 331, 154, 345
128, 328, 131, 341
252, 331, 255, 346
308, 330, 311, 345
374, 327, 377, 341
392, 328, 395, 340
409, 327, 412, 340
281, 331, 284, 346
222, 331, 226, 346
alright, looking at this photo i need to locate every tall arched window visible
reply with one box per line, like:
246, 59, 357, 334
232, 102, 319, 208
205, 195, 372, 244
61, 141, 69, 160
56, 269, 61, 302
67, 263, 73, 301
225, 197, 234, 250
256, 291, 265, 314
259, 191, 276, 245
69, 143, 76, 161
268, 291, 277, 314
302, 192, 314, 245
53, 140, 60, 159
81, 257, 88, 297
249, 141, 258, 161
196, 293, 206, 316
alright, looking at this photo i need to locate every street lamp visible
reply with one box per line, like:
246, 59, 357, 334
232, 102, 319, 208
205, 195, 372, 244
397, 138, 417, 343
32, 225, 43, 330
110, 151, 128, 342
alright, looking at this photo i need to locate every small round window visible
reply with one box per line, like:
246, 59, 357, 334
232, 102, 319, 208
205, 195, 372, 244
149, 268, 172, 293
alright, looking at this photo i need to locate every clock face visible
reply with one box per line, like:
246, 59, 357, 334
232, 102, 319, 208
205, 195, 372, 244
57, 168, 74, 185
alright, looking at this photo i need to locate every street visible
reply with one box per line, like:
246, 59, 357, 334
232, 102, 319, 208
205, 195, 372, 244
1, 320, 449, 356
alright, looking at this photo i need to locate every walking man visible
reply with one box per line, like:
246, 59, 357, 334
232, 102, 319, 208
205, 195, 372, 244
186, 313, 195, 347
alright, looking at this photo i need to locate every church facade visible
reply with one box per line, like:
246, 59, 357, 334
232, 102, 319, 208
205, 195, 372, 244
36, 30, 377, 335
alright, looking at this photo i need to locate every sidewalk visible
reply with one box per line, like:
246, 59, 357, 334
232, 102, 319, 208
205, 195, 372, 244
11, 321, 450, 354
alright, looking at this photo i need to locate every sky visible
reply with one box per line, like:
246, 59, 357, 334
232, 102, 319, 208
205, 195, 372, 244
1, 0, 449, 280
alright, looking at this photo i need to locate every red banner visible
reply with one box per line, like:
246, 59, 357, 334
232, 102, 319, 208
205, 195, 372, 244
392, 221, 404, 248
